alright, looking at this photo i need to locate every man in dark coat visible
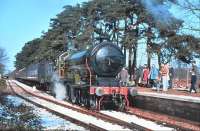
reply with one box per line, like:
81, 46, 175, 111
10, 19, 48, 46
168, 65, 174, 89
189, 61, 198, 93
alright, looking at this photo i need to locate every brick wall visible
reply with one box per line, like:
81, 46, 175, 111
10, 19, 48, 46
133, 96, 200, 122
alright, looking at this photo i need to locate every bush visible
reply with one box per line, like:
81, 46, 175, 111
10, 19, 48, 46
0, 79, 6, 91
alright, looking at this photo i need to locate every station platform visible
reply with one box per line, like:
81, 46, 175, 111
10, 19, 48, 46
133, 87, 200, 123
137, 87, 200, 103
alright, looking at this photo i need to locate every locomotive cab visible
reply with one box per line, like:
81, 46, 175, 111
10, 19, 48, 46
57, 52, 69, 79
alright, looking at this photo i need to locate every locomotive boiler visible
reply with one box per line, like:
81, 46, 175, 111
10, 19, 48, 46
63, 41, 129, 110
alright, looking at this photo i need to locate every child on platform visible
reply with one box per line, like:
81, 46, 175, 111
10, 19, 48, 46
156, 75, 161, 92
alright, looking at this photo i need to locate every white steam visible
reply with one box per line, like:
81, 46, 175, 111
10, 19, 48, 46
51, 72, 66, 100
141, 0, 174, 26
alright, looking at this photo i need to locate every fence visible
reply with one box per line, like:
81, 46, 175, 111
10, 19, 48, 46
173, 67, 200, 88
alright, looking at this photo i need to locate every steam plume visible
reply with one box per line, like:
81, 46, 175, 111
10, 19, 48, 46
51, 72, 66, 100
141, 0, 173, 26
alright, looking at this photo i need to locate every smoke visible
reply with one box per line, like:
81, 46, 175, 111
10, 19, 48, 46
141, 0, 173, 26
51, 72, 66, 100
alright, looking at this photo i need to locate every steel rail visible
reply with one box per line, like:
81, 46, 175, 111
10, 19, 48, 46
8, 81, 106, 131
12, 80, 151, 131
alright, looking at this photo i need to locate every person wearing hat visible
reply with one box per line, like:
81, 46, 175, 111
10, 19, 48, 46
189, 61, 198, 93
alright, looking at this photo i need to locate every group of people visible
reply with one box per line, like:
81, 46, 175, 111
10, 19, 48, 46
139, 64, 174, 92
118, 64, 174, 91
119, 61, 198, 93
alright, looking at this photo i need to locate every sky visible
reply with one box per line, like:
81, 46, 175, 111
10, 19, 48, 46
0, 0, 199, 72
144, 0, 200, 67
138, 0, 200, 68
0, 0, 87, 72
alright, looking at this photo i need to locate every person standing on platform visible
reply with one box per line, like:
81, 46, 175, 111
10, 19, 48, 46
160, 64, 169, 91
142, 64, 149, 87
156, 74, 161, 92
149, 64, 159, 89
189, 61, 198, 93
168, 65, 174, 89
119, 67, 129, 86
135, 65, 143, 86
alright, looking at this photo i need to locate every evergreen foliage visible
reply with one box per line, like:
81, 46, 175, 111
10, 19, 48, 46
15, 0, 200, 71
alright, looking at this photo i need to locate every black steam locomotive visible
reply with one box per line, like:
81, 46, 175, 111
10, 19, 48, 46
15, 41, 131, 110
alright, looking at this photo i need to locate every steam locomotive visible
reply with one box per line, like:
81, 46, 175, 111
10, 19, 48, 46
15, 41, 133, 110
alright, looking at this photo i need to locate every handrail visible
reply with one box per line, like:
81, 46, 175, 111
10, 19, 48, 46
85, 58, 92, 86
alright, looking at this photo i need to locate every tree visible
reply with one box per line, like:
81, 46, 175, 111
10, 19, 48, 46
15, 39, 41, 69
174, 0, 200, 33
15, 0, 200, 73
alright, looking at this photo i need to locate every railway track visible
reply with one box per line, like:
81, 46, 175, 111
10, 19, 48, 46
100, 110, 174, 131
8, 80, 151, 131
7, 81, 107, 131
9, 80, 183, 131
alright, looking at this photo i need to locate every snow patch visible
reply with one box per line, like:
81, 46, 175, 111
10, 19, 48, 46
101, 110, 174, 131
16, 93, 131, 130
4, 95, 85, 130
